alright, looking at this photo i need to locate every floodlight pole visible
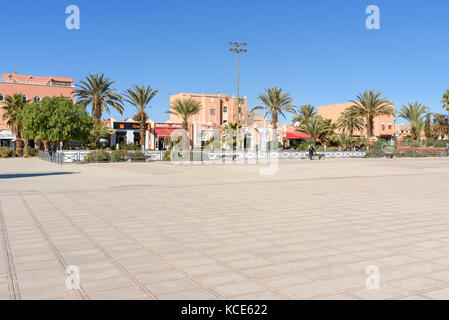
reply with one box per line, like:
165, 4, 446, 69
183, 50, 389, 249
229, 42, 247, 150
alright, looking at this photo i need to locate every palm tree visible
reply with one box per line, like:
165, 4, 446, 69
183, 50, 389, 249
441, 89, 449, 112
222, 122, 241, 150
299, 118, 326, 145
1, 94, 28, 156
251, 87, 295, 130
337, 110, 365, 136
167, 98, 201, 131
124, 85, 158, 149
398, 102, 427, 140
348, 90, 394, 138
292, 104, 317, 126
75, 73, 124, 120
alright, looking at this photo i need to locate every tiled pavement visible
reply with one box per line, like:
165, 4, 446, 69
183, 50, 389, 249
1, 157, 449, 300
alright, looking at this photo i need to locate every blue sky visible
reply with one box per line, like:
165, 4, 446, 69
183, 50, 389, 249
1, 0, 448, 123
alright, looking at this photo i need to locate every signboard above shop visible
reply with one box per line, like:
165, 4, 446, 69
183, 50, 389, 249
113, 122, 151, 130
154, 123, 183, 129
0, 130, 15, 140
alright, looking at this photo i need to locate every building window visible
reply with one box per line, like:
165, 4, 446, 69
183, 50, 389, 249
223, 106, 228, 113
34, 96, 40, 102
210, 109, 216, 116
0, 93, 3, 101
23, 96, 27, 102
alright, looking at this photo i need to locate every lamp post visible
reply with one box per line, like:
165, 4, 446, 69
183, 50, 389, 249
229, 42, 247, 149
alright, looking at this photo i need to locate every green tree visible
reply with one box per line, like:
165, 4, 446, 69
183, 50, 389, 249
441, 89, 449, 112
251, 87, 295, 130
90, 120, 113, 146
348, 90, 394, 138
19, 97, 93, 150
124, 84, 158, 150
2, 94, 28, 156
75, 73, 124, 120
337, 110, 365, 136
398, 102, 427, 140
292, 104, 317, 126
432, 113, 449, 139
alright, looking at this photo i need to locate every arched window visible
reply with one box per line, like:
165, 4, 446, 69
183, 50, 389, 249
0, 93, 3, 101
34, 96, 40, 102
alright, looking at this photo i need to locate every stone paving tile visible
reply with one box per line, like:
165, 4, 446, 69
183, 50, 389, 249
280, 283, 337, 299
212, 280, 267, 298
158, 288, 217, 300
349, 285, 410, 300
389, 276, 447, 292
145, 278, 202, 296
2, 158, 449, 299
421, 287, 449, 300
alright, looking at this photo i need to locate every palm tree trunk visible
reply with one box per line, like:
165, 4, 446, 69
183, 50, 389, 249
368, 117, 374, 137
44, 141, 49, 152
140, 121, 146, 150
93, 101, 102, 121
23, 139, 29, 157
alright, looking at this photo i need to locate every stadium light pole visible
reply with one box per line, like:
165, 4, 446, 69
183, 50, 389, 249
229, 42, 247, 149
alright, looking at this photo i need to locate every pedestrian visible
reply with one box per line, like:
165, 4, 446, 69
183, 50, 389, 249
308, 145, 315, 160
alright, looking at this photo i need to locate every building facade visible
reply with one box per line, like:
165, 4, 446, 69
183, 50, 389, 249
169, 93, 248, 148
0, 72, 75, 147
318, 102, 395, 140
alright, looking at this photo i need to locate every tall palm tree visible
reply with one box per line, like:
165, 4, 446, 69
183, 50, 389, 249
167, 97, 201, 133
1, 94, 28, 156
337, 110, 365, 136
299, 118, 326, 145
398, 102, 428, 140
124, 84, 158, 149
251, 87, 295, 130
441, 89, 449, 112
348, 90, 394, 138
292, 104, 317, 126
222, 122, 241, 150
75, 73, 124, 120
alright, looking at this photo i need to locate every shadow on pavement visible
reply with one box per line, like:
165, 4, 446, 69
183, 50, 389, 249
0, 172, 78, 179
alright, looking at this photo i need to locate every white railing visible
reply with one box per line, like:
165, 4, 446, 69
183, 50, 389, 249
42, 150, 367, 164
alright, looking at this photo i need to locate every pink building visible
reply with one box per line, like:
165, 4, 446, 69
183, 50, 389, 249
169, 93, 248, 148
0, 72, 75, 147
318, 102, 395, 140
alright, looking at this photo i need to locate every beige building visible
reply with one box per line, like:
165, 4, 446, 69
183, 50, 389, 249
318, 102, 395, 140
169, 93, 248, 148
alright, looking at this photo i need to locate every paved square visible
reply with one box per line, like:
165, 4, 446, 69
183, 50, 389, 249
1, 157, 449, 300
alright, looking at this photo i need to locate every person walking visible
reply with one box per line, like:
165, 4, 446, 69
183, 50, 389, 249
308, 145, 315, 160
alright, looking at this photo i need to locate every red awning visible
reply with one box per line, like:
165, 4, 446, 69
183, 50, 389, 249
155, 128, 177, 137
286, 131, 311, 140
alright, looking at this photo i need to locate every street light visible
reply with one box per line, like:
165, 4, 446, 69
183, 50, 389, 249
229, 42, 247, 139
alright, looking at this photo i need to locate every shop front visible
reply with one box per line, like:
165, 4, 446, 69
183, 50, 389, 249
0, 130, 15, 148
152, 123, 183, 150
111, 120, 151, 149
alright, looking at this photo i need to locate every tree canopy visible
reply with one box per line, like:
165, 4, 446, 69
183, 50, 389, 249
18, 96, 93, 144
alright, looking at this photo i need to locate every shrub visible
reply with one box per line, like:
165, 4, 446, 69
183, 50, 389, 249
0, 147, 14, 158
27, 148, 39, 157
110, 144, 116, 150
83, 150, 111, 163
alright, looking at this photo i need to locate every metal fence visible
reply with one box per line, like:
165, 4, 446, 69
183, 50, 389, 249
38, 150, 368, 164
38, 150, 64, 164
